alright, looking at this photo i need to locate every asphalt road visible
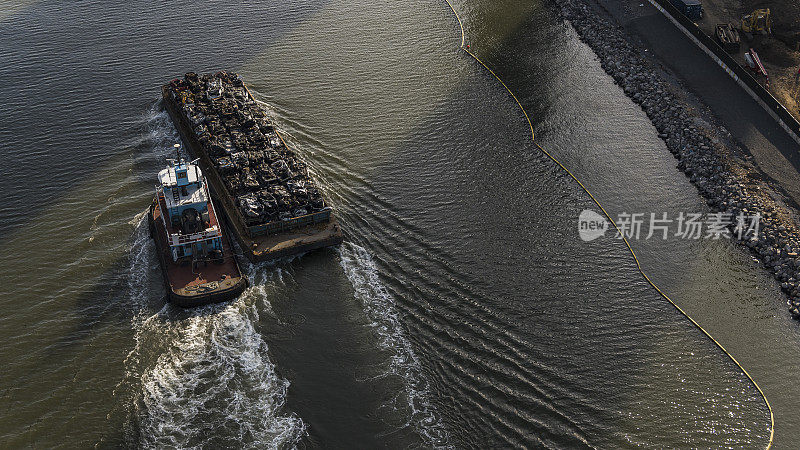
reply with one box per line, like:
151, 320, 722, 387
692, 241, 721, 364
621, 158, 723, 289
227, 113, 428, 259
598, 0, 800, 205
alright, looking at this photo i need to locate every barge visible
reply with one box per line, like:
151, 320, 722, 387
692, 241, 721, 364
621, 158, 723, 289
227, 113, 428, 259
162, 71, 343, 262
149, 148, 248, 307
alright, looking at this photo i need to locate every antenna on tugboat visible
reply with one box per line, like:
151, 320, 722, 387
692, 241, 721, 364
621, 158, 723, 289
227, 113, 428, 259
173, 143, 181, 162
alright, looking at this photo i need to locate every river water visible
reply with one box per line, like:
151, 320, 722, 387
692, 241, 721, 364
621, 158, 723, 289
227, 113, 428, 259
1, 0, 798, 448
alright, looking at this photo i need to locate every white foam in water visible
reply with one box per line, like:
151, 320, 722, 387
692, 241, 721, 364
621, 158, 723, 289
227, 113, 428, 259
338, 242, 452, 448
116, 105, 305, 449
133, 301, 305, 449
126, 211, 157, 313
124, 103, 178, 313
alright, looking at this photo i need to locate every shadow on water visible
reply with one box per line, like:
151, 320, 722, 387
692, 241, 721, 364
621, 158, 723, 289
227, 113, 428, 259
249, 249, 429, 449
0, 0, 332, 237
348, 71, 764, 447
44, 250, 165, 356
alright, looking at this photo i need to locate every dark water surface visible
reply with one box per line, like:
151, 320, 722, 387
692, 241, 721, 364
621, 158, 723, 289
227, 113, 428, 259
0, 0, 797, 448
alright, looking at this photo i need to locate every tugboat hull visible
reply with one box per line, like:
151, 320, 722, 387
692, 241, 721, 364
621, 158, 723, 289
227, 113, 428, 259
149, 200, 247, 307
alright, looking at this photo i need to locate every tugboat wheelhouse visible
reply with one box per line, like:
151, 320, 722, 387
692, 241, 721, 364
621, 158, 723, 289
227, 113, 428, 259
155, 145, 224, 264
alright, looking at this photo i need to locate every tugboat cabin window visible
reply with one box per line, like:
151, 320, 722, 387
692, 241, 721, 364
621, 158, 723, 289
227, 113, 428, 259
177, 172, 187, 179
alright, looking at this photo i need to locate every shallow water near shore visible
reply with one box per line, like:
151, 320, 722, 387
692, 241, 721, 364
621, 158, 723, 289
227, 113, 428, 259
0, 0, 797, 447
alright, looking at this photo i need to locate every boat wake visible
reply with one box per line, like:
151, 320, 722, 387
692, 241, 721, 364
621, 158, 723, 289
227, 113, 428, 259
115, 105, 305, 449
118, 100, 444, 448
338, 242, 451, 448
132, 303, 304, 448
119, 215, 305, 449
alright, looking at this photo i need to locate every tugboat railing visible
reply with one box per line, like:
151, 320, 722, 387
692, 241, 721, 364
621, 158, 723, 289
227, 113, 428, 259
203, 181, 223, 241
155, 186, 171, 243
155, 184, 222, 248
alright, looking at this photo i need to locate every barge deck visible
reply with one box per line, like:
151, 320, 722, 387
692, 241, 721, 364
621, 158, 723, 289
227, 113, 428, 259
161, 72, 343, 262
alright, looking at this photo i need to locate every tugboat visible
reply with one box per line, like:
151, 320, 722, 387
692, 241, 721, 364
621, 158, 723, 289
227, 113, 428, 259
149, 144, 247, 307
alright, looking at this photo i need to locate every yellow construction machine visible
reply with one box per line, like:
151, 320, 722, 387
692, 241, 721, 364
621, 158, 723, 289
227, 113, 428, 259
741, 8, 772, 36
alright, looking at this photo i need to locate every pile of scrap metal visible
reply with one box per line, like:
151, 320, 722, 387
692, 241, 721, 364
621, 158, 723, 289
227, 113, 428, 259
715, 23, 740, 53
166, 71, 327, 226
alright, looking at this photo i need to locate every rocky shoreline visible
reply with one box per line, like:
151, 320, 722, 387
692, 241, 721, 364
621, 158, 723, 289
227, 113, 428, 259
555, 0, 800, 320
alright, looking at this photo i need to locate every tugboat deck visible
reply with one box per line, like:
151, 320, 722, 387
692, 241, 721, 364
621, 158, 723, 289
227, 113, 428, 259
151, 196, 246, 305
